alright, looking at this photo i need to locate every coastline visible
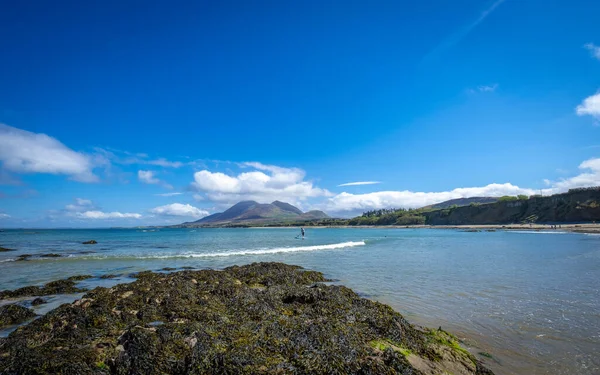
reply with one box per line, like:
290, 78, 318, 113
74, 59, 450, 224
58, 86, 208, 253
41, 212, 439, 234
250, 223, 600, 234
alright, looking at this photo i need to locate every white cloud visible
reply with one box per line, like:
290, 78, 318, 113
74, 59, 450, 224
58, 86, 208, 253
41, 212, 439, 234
95, 148, 184, 169
192, 162, 331, 205
193, 194, 205, 201
576, 92, 600, 120
584, 43, 600, 60
138, 170, 160, 184
546, 157, 600, 191
155, 192, 183, 197
324, 158, 600, 216
338, 181, 382, 187
138, 170, 173, 189
76, 211, 142, 219
75, 198, 92, 206
325, 183, 536, 215
468, 84, 498, 94
0, 213, 10, 219
0, 124, 98, 182
150, 203, 209, 218
147, 158, 184, 168
65, 198, 94, 212
478, 84, 498, 92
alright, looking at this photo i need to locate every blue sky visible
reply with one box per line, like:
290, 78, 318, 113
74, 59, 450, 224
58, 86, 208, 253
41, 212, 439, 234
1, 0, 599, 227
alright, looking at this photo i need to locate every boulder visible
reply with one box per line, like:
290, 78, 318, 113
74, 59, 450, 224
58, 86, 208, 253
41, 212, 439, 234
0, 304, 36, 328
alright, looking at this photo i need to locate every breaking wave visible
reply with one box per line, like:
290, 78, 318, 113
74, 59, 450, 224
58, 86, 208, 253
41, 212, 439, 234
80, 241, 367, 260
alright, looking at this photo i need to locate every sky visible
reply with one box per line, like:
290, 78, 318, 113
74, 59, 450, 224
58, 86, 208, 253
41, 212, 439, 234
0, 0, 599, 227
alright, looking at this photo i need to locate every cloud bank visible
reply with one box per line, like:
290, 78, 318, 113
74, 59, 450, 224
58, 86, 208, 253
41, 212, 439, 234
338, 181, 382, 187
324, 157, 600, 215
0, 124, 97, 182
76, 211, 142, 219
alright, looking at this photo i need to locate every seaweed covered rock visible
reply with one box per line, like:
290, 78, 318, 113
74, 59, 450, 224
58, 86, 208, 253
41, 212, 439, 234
68, 275, 94, 281
31, 297, 46, 306
0, 262, 493, 374
0, 246, 15, 252
39, 253, 62, 258
0, 278, 88, 300
0, 304, 36, 328
82, 240, 97, 244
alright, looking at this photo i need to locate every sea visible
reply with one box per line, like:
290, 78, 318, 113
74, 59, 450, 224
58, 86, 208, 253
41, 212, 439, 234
0, 227, 599, 375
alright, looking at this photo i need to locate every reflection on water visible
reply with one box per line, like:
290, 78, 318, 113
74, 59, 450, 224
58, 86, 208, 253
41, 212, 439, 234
1, 228, 599, 374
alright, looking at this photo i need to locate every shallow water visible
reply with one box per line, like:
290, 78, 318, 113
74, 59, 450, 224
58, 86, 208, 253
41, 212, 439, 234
0, 228, 598, 374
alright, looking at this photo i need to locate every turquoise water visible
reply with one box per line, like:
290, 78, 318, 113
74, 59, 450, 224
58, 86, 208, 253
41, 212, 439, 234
1, 228, 599, 374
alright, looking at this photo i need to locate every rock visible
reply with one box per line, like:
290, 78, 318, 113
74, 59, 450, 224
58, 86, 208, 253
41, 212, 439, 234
100, 274, 119, 279
82, 240, 97, 245
0, 262, 494, 374
15, 254, 32, 261
0, 246, 15, 252
67, 275, 93, 281
0, 304, 36, 328
31, 297, 47, 306
0, 278, 88, 300
161, 267, 177, 271
40, 253, 62, 258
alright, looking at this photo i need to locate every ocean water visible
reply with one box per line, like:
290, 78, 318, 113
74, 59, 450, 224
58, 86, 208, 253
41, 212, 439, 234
1, 227, 599, 374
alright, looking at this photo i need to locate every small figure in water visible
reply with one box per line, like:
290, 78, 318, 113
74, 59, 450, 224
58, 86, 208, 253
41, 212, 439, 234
301, 227, 305, 239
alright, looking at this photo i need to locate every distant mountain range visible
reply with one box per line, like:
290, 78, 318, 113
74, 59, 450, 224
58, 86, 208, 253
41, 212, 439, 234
422, 197, 499, 210
179, 201, 329, 227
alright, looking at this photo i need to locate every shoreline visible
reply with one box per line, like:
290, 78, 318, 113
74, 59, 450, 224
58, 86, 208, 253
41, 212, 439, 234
248, 223, 600, 234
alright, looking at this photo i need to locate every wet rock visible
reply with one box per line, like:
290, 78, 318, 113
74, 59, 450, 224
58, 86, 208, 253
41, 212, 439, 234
15, 254, 32, 261
0, 246, 15, 252
82, 240, 97, 245
0, 262, 493, 374
40, 253, 62, 258
100, 274, 120, 279
0, 304, 36, 328
160, 267, 177, 271
0, 278, 88, 300
67, 275, 93, 281
31, 297, 47, 306
179, 266, 195, 270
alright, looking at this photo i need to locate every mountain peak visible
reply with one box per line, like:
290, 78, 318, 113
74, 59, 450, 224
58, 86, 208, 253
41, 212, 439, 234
271, 201, 303, 215
187, 200, 329, 226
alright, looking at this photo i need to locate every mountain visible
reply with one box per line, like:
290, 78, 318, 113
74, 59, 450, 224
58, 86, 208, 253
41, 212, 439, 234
181, 201, 329, 227
423, 197, 499, 210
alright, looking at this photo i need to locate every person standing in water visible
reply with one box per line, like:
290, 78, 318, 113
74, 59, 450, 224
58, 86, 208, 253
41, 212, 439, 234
301, 227, 305, 239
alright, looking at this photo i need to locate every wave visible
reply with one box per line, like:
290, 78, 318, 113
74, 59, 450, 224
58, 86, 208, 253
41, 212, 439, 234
81, 241, 367, 260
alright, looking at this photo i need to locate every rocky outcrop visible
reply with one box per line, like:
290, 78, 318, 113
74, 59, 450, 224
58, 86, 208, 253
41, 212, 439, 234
0, 262, 493, 374
0, 304, 36, 328
0, 278, 88, 299
82, 240, 98, 244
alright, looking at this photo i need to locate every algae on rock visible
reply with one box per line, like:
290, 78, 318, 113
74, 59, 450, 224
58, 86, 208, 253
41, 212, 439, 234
0, 262, 494, 375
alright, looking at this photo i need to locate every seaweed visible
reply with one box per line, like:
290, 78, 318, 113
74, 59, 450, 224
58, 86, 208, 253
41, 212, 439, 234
0, 262, 493, 375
